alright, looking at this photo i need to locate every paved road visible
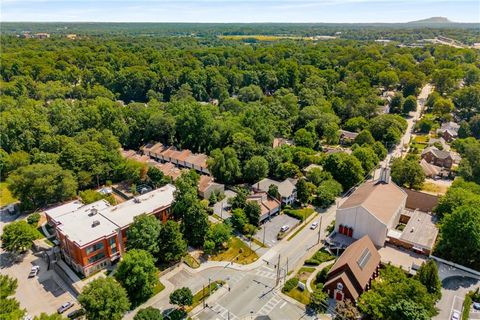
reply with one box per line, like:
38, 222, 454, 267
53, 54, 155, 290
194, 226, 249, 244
126, 204, 338, 320
374, 83, 433, 179
434, 276, 480, 320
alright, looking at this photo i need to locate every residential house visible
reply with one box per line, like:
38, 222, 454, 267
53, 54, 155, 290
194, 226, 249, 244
142, 142, 210, 175
45, 185, 176, 276
324, 235, 381, 301
335, 168, 407, 247
247, 192, 281, 223
272, 138, 293, 149
427, 137, 450, 151
421, 147, 453, 169
339, 130, 359, 145
252, 178, 297, 205
419, 159, 442, 178
436, 121, 460, 142
198, 175, 225, 199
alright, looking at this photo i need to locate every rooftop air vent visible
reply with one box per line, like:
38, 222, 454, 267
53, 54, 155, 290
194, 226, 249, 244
92, 220, 100, 227
88, 208, 98, 216
133, 198, 141, 203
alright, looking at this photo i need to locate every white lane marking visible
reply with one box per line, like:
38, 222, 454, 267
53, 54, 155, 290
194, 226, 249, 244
280, 301, 287, 309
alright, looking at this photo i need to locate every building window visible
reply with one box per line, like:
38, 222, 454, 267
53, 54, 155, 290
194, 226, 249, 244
108, 237, 117, 249
88, 252, 105, 264
86, 242, 104, 255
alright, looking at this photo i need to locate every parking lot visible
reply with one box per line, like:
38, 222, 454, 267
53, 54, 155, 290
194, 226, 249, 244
435, 276, 480, 320
0, 249, 78, 317
253, 214, 300, 247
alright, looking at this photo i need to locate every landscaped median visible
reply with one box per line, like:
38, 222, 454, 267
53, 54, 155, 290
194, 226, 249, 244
186, 280, 226, 312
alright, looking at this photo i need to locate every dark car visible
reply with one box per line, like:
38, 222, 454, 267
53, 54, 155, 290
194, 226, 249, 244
57, 302, 74, 314
67, 309, 85, 319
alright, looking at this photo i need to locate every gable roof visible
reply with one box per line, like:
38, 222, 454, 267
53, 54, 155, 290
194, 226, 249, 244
339, 130, 359, 140
338, 180, 407, 225
421, 146, 452, 160
253, 178, 297, 198
325, 235, 380, 299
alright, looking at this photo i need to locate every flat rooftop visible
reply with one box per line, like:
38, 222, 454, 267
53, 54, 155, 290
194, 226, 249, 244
101, 184, 175, 227
54, 200, 116, 247
49, 184, 176, 247
400, 210, 438, 250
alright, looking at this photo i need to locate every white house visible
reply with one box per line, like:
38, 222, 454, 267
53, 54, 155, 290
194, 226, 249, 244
335, 169, 407, 247
252, 178, 297, 205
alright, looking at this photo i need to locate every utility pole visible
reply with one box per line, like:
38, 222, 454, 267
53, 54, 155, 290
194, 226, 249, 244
317, 215, 322, 245
262, 224, 266, 246
276, 254, 281, 286
286, 257, 289, 276
208, 278, 211, 297
202, 285, 206, 308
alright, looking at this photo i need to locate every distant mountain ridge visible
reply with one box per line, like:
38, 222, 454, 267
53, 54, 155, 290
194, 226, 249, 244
408, 17, 454, 24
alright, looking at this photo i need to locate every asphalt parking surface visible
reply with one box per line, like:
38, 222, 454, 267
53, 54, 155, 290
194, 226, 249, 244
254, 214, 300, 247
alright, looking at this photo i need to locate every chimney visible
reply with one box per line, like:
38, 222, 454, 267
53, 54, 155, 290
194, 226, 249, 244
378, 166, 391, 184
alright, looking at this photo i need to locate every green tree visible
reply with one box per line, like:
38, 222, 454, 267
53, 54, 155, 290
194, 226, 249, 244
243, 156, 269, 183
0, 275, 25, 320
169, 287, 193, 309
238, 85, 263, 102
134, 307, 163, 320
1, 220, 38, 253
308, 286, 328, 313
126, 214, 161, 256
314, 179, 343, 208
390, 92, 404, 114
369, 114, 407, 146
435, 204, 480, 269
402, 95, 417, 113
268, 184, 280, 200
432, 98, 454, 120
306, 168, 332, 187
27, 212, 41, 226
158, 221, 187, 263
415, 260, 442, 301
296, 178, 316, 205
378, 70, 399, 89
207, 147, 241, 184
323, 153, 365, 190
114, 249, 159, 304
388, 300, 430, 320
354, 130, 375, 146
147, 167, 168, 188
358, 265, 436, 319
182, 201, 209, 247
229, 190, 248, 209
352, 146, 379, 173
231, 208, 248, 231
294, 128, 316, 149
7, 163, 77, 209
391, 158, 425, 190
244, 201, 261, 226
205, 223, 232, 250
78, 277, 130, 320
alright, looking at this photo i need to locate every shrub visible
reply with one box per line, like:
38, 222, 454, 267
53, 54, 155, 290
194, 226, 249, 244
315, 264, 333, 284
27, 213, 41, 226
282, 278, 299, 293
305, 249, 335, 266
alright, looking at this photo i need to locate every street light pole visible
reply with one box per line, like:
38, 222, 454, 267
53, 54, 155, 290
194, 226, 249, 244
317, 215, 322, 245
262, 224, 266, 246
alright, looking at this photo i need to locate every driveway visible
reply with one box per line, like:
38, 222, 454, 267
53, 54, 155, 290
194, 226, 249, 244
435, 276, 480, 320
0, 249, 78, 317
254, 214, 300, 247
213, 190, 237, 220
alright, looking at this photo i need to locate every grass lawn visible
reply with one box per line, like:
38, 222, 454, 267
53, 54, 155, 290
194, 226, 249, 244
153, 280, 166, 295
186, 280, 225, 312
297, 267, 315, 283
284, 208, 315, 222
285, 287, 310, 305
0, 182, 17, 207
209, 237, 258, 265
413, 135, 429, 143
422, 181, 447, 194
183, 254, 200, 269
305, 249, 335, 266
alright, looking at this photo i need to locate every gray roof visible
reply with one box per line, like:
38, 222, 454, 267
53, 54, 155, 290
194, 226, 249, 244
253, 178, 297, 198
421, 147, 452, 160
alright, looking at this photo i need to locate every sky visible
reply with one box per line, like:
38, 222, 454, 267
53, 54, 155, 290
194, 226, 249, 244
1, 0, 479, 23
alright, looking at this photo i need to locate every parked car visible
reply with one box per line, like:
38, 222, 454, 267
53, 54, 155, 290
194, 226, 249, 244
67, 309, 85, 319
28, 266, 40, 278
280, 225, 290, 232
473, 302, 480, 310
310, 221, 319, 230
58, 302, 74, 314
451, 310, 460, 320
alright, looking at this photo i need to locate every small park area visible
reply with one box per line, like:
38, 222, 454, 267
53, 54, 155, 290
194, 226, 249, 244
209, 237, 258, 265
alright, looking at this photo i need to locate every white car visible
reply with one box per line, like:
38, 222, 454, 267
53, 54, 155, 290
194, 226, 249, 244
280, 225, 290, 232
451, 310, 460, 320
310, 222, 319, 230
28, 266, 40, 278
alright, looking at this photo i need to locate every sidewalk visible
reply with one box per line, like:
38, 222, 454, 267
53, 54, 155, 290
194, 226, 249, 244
305, 261, 334, 293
